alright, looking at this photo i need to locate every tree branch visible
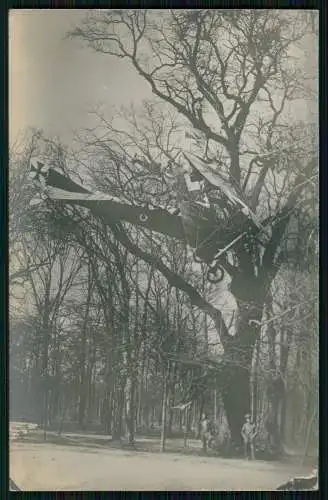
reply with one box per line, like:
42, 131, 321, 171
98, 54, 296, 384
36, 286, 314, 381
261, 157, 317, 277
110, 222, 231, 348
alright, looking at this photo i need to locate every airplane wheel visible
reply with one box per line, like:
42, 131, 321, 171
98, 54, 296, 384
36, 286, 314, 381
207, 265, 224, 284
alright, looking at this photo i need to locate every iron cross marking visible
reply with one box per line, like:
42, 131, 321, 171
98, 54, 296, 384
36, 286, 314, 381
30, 161, 49, 186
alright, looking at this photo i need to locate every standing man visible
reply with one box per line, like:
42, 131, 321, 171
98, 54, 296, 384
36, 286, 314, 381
200, 413, 214, 453
241, 414, 257, 460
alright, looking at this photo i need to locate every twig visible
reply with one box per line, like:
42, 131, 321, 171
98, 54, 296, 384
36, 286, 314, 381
249, 297, 317, 327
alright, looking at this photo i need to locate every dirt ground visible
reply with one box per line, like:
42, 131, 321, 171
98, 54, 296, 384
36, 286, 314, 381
10, 432, 314, 491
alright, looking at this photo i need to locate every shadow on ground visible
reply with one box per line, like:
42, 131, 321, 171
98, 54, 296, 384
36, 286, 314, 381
19, 431, 211, 458
14, 430, 316, 470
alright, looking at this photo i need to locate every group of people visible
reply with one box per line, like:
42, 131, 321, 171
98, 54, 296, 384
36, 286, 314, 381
200, 413, 257, 459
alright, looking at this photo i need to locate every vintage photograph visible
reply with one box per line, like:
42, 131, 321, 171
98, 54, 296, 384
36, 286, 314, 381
9, 9, 319, 491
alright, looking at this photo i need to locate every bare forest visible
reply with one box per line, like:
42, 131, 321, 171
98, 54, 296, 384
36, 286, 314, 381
9, 9, 319, 490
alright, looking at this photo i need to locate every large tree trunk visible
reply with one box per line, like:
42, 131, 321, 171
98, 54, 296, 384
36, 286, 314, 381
220, 363, 251, 451
219, 293, 263, 452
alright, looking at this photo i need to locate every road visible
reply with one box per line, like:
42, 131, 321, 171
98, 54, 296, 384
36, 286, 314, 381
10, 440, 311, 491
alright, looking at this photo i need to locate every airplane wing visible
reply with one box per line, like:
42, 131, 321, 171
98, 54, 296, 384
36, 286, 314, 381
29, 159, 251, 264
29, 160, 191, 244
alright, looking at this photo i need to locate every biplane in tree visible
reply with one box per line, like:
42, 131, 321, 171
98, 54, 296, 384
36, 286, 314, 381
29, 10, 318, 453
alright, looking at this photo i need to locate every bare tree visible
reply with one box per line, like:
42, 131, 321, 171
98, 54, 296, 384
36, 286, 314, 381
14, 215, 85, 433
56, 9, 318, 450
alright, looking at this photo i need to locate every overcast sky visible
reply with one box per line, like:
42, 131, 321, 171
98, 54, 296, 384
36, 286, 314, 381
9, 9, 152, 145
10, 9, 318, 148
